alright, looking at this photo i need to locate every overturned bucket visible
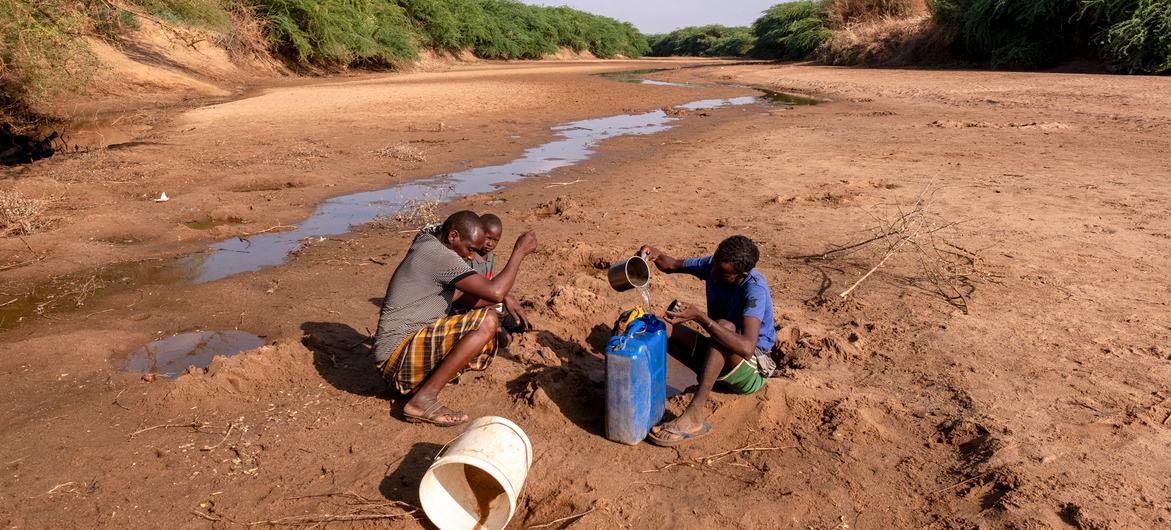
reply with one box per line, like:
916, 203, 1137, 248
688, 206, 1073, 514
608, 255, 650, 292
419, 416, 533, 530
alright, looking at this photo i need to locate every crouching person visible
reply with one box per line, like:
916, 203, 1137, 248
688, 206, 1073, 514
373, 210, 537, 427
638, 235, 777, 446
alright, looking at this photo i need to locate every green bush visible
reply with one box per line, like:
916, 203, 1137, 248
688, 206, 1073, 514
751, 1, 832, 59
1, 0, 98, 110
648, 25, 756, 57
252, 0, 419, 66
930, 0, 1088, 67
1090, 0, 1171, 73
132, 0, 232, 28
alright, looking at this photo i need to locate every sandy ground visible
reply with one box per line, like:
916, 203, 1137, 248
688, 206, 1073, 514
2, 59, 1170, 529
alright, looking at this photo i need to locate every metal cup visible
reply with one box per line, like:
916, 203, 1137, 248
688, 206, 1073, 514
608, 255, 650, 292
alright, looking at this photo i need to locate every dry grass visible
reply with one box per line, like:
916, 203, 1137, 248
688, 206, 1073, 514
816, 14, 936, 66
824, 0, 927, 27
391, 197, 441, 226
0, 190, 49, 236
375, 143, 425, 162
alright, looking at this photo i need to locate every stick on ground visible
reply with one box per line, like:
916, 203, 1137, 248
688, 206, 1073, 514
527, 507, 596, 529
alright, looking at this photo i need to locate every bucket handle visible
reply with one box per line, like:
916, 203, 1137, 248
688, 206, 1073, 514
432, 419, 532, 469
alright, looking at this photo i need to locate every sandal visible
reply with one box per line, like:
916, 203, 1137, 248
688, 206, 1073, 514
403, 400, 468, 427
647, 421, 712, 447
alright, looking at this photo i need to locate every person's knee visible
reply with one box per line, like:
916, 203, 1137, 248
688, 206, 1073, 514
715, 319, 736, 332
479, 310, 500, 335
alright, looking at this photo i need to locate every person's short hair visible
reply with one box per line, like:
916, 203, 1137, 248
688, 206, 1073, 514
479, 213, 503, 230
440, 210, 483, 240
713, 235, 759, 274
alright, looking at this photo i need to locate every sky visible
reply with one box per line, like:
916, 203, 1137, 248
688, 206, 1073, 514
518, 0, 780, 34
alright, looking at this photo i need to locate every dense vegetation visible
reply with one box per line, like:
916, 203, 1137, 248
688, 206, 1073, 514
651, 0, 1171, 74
0, 0, 649, 115
934, 0, 1171, 72
750, 1, 832, 60
647, 25, 755, 57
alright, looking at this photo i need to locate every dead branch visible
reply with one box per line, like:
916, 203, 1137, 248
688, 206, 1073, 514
641, 443, 795, 473
200, 422, 236, 451
128, 421, 206, 439
528, 507, 596, 529
191, 510, 221, 522
111, 388, 131, 411
839, 227, 921, 298
929, 469, 997, 495
543, 178, 583, 188
248, 511, 416, 526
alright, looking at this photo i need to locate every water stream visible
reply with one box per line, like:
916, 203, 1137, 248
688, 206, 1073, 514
1, 70, 819, 329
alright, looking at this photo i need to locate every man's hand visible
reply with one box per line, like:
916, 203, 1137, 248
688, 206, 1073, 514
514, 230, 537, 256
664, 300, 706, 325
638, 245, 661, 262
504, 296, 529, 331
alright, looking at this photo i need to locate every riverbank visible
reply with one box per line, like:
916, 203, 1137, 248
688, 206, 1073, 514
1, 62, 1169, 528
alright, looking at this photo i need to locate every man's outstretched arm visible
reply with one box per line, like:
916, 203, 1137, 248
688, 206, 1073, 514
638, 245, 685, 274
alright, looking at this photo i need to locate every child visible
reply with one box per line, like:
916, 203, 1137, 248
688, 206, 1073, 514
474, 214, 529, 340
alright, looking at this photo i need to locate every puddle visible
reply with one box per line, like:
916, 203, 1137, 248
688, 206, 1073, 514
42, 118, 151, 151
757, 89, 819, 106
666, 355, 699, 397
0, 259, 200, 330
185, 216, 245, 230
599, 69, 695, 88
112, 330, 264, 376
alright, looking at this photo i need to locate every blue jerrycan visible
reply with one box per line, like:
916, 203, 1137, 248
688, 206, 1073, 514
605, 314, 667, 445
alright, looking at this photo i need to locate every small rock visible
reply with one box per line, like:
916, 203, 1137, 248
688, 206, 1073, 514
142, 373, 157, 382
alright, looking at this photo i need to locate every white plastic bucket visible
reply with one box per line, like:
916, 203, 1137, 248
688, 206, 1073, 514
419, 416, 533, 530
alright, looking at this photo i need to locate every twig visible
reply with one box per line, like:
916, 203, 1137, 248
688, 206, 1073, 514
929, 469, 996, 495
200, 422, 236, 451
640, 444, 794, 473
191, 510, 221, 522
527, 507, 596, 529
248, 511, 416, 526
128, 421, 204, 439
44, 482, 76, 495
0, 298, 18, 307
245, 225, 296, 236
112, 388, 131, 411
17, 235, 35, 255
839, 228, 921, 298
543, 179, 583, 188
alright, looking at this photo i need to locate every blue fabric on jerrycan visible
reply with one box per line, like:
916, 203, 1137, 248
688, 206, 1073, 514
605, 313, 667, 445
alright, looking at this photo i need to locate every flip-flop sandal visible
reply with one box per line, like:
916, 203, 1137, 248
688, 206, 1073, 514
647, 421, 712, 447
404, 401, 468, 427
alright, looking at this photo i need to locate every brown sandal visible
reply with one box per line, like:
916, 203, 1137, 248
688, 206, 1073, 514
404, 400, 468, 427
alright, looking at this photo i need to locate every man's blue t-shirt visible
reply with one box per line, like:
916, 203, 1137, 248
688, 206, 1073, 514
682, 255, 776, 352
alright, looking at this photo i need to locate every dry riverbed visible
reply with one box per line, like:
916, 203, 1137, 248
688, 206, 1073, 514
1, 59, 1170, 529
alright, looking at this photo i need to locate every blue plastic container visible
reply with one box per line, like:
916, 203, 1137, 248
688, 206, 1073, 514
605, 315, 667, 445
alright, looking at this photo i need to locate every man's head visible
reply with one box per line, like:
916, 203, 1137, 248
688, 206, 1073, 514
479, 213, 503, 256
439, 210, 484, 260
712, 235, 759, 285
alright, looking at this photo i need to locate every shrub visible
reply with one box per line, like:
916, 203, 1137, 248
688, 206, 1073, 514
1089, 0, 1171, 73
252, 0, 419, 66
0, 0, 98, 109
930, 0, 1088, 67
648, 25, 755, 57
751, 1, 833, 59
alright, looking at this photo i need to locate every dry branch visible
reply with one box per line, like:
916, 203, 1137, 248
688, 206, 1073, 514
641, 443, 794, 473
528, 507, 596, 528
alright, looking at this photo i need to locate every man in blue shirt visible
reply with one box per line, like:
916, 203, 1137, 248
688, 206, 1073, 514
638, 235, 776, 446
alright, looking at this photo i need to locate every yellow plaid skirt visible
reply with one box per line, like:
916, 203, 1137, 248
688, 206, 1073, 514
376, 308, 498, 394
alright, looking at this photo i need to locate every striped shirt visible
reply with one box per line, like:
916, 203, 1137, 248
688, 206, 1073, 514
373, 229, 476, 363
